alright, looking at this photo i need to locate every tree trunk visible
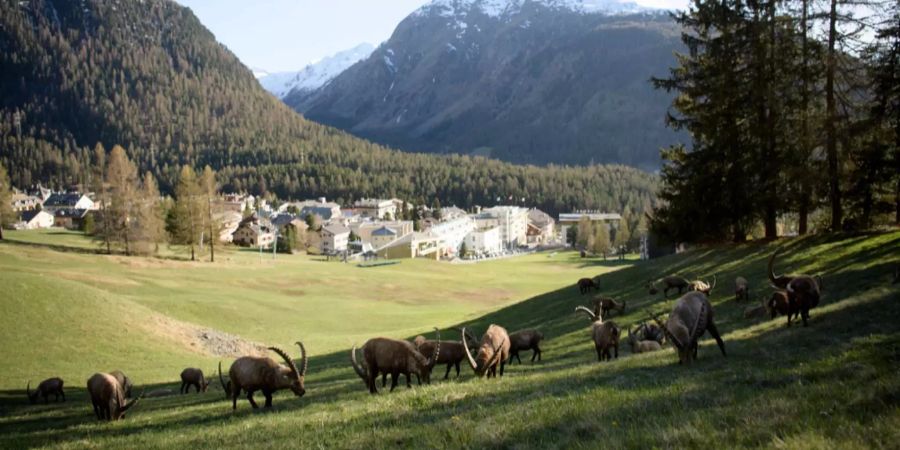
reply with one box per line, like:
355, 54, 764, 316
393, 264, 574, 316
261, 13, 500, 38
208, 196, 215, 263
825, 0, 842, 231
798, 0, 810, 236
798, 195, 809, 235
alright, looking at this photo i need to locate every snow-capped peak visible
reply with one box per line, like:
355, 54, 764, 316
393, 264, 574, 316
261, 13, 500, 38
415, 0, 656, 18
257, 43, 376, 99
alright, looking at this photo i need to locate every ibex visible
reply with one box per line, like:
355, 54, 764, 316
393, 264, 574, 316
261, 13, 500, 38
767, 290, 799, 326
647, 275, 690, 297
87, 373, 143, 421
577, 278, 598, 295
625, 326, 662, 353
734, 276, 749, 302
508, 329, 544, 364
769, 250, 821, 326
26, 378, 65, 404
592, 297, 626, 318
180, 368, 212, 394
109, 370, 133, 398
224, 343, 308, 409
575, 306, 620, 362
415, 328, 478, 379
689, 275, 717, 296
351, 328, 441, 394
652, 291, 726, 364
461, 325, 510, 378
635, 321, 665, 345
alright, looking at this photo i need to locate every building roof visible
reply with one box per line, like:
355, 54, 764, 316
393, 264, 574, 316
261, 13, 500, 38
354, 198, 393, 208
53, 208, 89, 218
528, 208, 554, 227
323, 224, 350, 236
43, 193, 87, 207
20, 210, 49, 222
299, 206, 336, 221
558, 212, 622, 222
371, 226, 398, 237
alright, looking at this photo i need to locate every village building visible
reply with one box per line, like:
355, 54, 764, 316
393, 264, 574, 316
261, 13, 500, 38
376, 232, 442, 260
526, 208, 556, 246
439, 206, 469, 221
428, 216, 476, 257
16, 210, 54, 229
350, 220, 414, 245
281, 198, 341, 223
215, 210, 244, 243
53, 208, 90, 229
353, 198, 397, 219
557, 211, 622, 244
10, 189, 42, 212
463, 226, 502, 256
320, 224, 350, 254
370, 226, 399, 249
232, 217, 275, 248
473, 206, 528, 248
42, 193, 94, 213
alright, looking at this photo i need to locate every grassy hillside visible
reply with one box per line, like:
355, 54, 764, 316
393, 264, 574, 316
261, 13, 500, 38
0, 230, 898, 449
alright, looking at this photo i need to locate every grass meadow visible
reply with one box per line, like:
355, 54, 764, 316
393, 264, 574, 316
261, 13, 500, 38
0, 229, 898, 449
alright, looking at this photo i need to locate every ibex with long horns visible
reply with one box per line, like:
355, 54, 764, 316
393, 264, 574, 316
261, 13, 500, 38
351, 328, 441, 393
224, 343, 308, 409
592, 297, 626, 318
768, 250, 821, 326
575, 306, 620, 362
414, 328, 477, 379
689, 275, 717, 296
87, 373, 143, 421
461, 325, 510, 378
26, 378, 65, 404
652, 292, 726, 364
647, 276, 691, 298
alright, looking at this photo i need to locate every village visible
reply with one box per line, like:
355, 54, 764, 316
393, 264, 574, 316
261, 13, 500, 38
8, 185, 626, 262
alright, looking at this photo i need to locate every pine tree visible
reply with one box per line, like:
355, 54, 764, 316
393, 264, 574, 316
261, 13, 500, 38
173, 166, 203, 261
98, 145, 139, 255
0, 162, 14, 240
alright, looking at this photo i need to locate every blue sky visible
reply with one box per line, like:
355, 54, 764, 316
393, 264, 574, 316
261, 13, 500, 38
177, 0, 687, 73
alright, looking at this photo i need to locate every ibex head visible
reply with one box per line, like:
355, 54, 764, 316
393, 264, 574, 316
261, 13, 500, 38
268, 342, 308, 398
461, 327, 505, 378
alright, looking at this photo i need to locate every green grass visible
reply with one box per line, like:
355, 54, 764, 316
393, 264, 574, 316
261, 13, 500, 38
0, 229, 898, 449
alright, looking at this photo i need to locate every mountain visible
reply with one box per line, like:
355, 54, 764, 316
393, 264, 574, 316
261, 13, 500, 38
257, 43, 375, 99
287, 0, 684, 170
0, 0, 658, 217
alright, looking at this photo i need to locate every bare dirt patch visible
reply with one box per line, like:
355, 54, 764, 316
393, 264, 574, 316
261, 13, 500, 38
138, 313, 267, 358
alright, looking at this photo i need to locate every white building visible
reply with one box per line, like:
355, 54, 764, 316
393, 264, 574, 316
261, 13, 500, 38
370, 226, 400, 249
42, 193, 94, 212
16, 210, 54, 229
350, 220, 414, 245
464, 227, 502, 256
429, 216, 476, 256
321, 224, 350, 254
354, 198, 398, 219
474, 206, 528, 248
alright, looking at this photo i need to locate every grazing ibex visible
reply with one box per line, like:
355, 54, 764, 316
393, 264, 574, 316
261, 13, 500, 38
592, 297, 626, 318
626, 327, 662, 353
575, 306, 620, 362
26, 378, 65, 404
652, 291, 726, 364
109, 370, 133, 398
577, 278, 598, 295
767, 290, 799, 326
508, 330, 544, 364
461, 325, 510, 378
689, 275, 717, 296
415, 328, 477, 379
87, 373, 143, 421
647, 276, 690, 297
180, 368, 212, 394
734, 276, 749, 302
351, 329, 441, 394
225, 343, 308, 409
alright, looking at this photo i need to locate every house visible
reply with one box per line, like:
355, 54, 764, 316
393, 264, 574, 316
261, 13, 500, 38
473, 206, 528, 248
321, 224, 350, 254
280, 198, 341, 222
429, 216, 476, 257
350, 220, 414, 245
232, 217, 276, 248
16, 210, 54, 229
53, 208, 90, 229
464, 227, 502, 256
527, 208, 556, 246
370, 226, 399, 249
216, 211, 244, 243
42, 193, 94, 212
354, 198, 398, 219
376, 232, 442, 260
10, 189, 42, 212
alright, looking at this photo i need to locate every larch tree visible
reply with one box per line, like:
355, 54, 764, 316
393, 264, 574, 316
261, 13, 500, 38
0, 162, 14, 240
173, 165, 203, 261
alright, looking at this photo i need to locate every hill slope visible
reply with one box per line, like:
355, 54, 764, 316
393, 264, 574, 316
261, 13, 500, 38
0, 0, 656, 214
288, 0, 684, 169
0, 231, 897, 448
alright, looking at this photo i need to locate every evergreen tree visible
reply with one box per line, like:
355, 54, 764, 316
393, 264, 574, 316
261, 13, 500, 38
593, 222, 612, 260
276, 225, 298, 254
95, 145, 139, 255
0, 162, 13, 239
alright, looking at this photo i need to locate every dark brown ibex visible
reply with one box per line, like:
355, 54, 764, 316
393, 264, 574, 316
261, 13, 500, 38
577, 278, 598, 295
26, 378, 65, 404
652, 291, 726, 364
575, 306, 620, 362
225, 342, 308, 409
180, 368, 212, 394
626, 326, 662, 353
109, 370, 133, 398
461, 325, 510, 378
734, 276, 749, 302
87, 373, 143, 421
689, 275, 717, 296
592, 296, 626, 318
414, 328, 477, 380
351, 328, 441, 393
769, 250, 822, 326
647, 276, 690, 297
508, 330, 544, 364
767, 290, 799, 326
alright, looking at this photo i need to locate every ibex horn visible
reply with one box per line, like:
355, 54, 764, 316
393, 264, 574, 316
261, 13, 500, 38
295, 341, 309, 376
350, 345, 367, 381
461, 327, 478, 371
269, 346, 300, 377
429, 327, 441, 367
574, 306, 598, 322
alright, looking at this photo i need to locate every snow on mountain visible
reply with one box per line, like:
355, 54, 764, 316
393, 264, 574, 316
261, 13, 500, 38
257, 43, 375, 99
414, 0, 655, 18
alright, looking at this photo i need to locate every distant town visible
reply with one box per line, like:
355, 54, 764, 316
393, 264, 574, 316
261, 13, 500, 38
9, 185, 627, 262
